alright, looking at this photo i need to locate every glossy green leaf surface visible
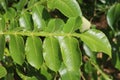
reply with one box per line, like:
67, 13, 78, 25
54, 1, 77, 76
19, 12, 33, 31
9, 35, 25, 65
80, 16, 91, 32
43, 37, 61, 71
63, 16, 82, 33
0, 66, 7, 78
32, 5, 46, 30
59, 63, 80, 80
45, 19, 64, 32
107, 3, 120, 30
83, 43, 93, 57
80, 29, 111, 57
47, 0, 82, 17
59, 37, 82, 71
0, 35, 5, 60
0, 15, 5, 32
25, 36, 43, 69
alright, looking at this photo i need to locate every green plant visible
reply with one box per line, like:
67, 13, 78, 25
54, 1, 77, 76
0, 0, 115, 80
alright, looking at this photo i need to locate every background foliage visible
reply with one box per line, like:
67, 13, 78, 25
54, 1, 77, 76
0, 0, 120, 80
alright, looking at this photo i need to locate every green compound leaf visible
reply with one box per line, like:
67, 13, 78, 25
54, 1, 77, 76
47, 0, 82, 17
9, 35, 25, 65
25, 36, 43, 69
80, 29, 111, 57
0, 66, 7, 78
58, 37, 82, 71
43, 37, 62, 72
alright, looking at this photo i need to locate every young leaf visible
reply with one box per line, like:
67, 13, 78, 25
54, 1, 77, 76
59, 63, 80, 80
43, 37, 62, 72
25, 36, 43, 69
45, 19, 64, 32
107, 3, 120, 31
0, 66, 7, 78
63, 16, 82, 33
32, 5, 46, 30
80, 16, 91, 32
0, 15, 5, 32
58, 37, 82, 71
19, 12, 33, 31
47, 0, 82, 17
0, 35, 5, 60
79, 29, 111, 57
9, 35, 25, 65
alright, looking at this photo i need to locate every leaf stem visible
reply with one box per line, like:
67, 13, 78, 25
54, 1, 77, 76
90, 60, 112, 80
0, 31, 82, 37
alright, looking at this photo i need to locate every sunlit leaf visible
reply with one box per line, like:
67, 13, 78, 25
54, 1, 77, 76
59, 63, 80, 80
43, 37, 62, 71
19, 12, 33, 31
80, 29, 111, 57
0, 35, 5, 60
107, 3, 120, 30
9, 35, 25, 65
63, 16, 82, 33
80, 16, 91, 32
83, 43, 93, 57
47, 0, 82, 17
58, 37, 82, 71
32, 5, 46, 30
0, 66, 7, 78
25, 36, 43, 69
45, 19, 64, 32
